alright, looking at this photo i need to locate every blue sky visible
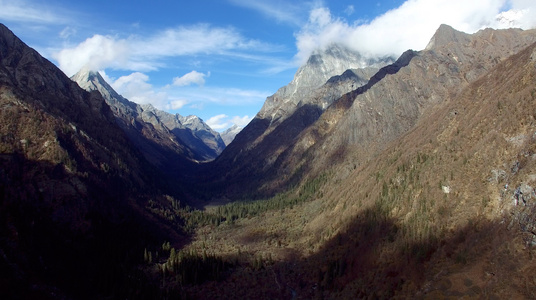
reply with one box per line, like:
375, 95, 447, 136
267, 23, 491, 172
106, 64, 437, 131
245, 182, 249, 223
1, 0, 535, 131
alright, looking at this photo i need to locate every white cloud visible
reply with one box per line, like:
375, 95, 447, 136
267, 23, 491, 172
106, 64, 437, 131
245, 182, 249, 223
132, 24, 262, 57
54, 34, 130, 76
344, 5, 355, 16
231, 115, 253, 127
59, 26, 77, 39
206, 114, 253, 130
53, 24, 273, 76
109, 72, 169, 108
0, 0, 69, 24
96, 71, 269, 117
100, 71, 268, 117
228, 0, 306, 26
295, 0, 536, 65
168, 99, 189, 110
172, 71, 209, 87
168, 86, 270, 106
206, 114, 230, 130
492, 0, 536, 29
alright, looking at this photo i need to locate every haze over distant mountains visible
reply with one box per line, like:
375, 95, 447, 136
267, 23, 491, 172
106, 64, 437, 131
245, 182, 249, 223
2, 21, 536, 299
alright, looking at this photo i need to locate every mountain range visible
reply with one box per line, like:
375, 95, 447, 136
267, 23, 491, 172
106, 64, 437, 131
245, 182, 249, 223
2, 21, 536, 299
72, 68, 226, 164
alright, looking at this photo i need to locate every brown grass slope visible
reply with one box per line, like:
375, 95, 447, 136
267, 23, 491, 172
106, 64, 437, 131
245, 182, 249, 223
181, 40, 536, 299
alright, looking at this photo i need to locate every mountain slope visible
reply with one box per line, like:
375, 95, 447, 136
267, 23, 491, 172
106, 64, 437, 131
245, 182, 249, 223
292, 25, 536, 180
71, 68, 200, 174
0, 23, 184, 298
208, 45, 390, 196
210, 25, 536, 198
304, 36, 536, 299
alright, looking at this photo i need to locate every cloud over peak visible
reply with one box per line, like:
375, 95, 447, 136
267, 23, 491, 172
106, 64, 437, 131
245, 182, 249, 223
54, 34, 130, 76
294, 0, 536, 65
206, 114, 253, 131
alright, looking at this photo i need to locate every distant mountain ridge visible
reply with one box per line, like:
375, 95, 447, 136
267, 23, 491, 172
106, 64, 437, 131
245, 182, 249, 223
220, 124, 243, 146
72, 68, 225, 164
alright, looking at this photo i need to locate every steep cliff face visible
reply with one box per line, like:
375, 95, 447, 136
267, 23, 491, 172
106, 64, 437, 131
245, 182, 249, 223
72, 69, 224, 165
210, 25, 536, 197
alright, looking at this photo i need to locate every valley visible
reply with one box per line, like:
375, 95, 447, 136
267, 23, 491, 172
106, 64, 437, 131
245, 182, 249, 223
2, 21, 536, 299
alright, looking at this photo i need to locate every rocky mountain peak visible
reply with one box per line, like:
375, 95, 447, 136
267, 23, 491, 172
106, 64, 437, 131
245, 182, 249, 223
280, 44, 381, 94
72, 67, 105, 92
179, 115, 204, 129
425, 24, 470, 50
72, 67, 134, 110
220, 124, 243, 146
257, 43, 392, 121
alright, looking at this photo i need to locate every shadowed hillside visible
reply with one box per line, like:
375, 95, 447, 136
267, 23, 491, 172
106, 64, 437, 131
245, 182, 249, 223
0, 23, 189, 298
